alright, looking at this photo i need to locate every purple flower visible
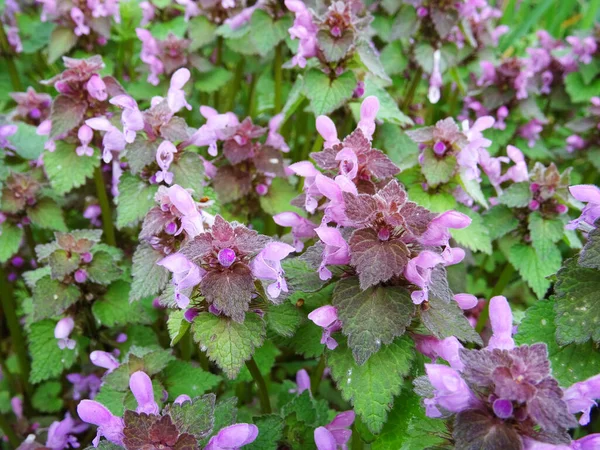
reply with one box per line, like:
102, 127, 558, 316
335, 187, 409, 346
566, 36, 597, 64
453, 293, 478, 310
76, 125, 94, 157
46, 413, 87, 450
251, 242, 295, 299
519, 120, 544, 148
265, 113, 289, 152
566, 135, 585, 153
130, 371, 159, 415
424, 364, 480, 417
428, 49, 442, 104
110, 95, 144, 143
204, 423, 259, 450
89, 350, 119, 373
316, 115, 340, 149
500, 145, 529, 184
566, 184, 600, 231
67, 373, 101, 400
308, 305, 342, 350
314, 410, 355, 450
85, 117, 126, 163
415, 335, 464, 371
157, 253, 203, 309
54, 318, 76, 350
74, 269, 87, 284
70, 7, 90, 36
0, 124, 17, 149
273, 212, 318, 252
486, 295, 515, 351
405, 251, 449, 304
314, 225, 350, 281
563, 374, 600, 425
84, 205, 101, 227
86, 74, 107, 101
357, 96, 379, 141
285, 0, 318, 68
167, 68, 192, 113
288, 161, 321, 213
77, 400, 124, 447
156, 184, 210, 238
289, 369, 311, 395
524, 434, 600, 449
420, 211, 471, 247
155, 140, 177, 185
174, 394, 191, 405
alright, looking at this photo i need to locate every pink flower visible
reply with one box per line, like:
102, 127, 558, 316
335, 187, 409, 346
420, 211, 471, 247
273, 212, 317, 251
186, 106, 239, 156
564, 374, 600, 426
86, 74, 107, 101
567, 184, 600, 231
46, 413, 87, 450
0, 124, 17, 149
85, 117, 126, 163
285, 0, 318, 68
518, 120, 544, 148
500, 145, 529, 184
155, 140, 177, 185
167, 68, 192, 113
308, 305, 342, 350
316, 115, 340, 148
486, 296, 515, 351
157, 253, 203, 309
415, 335, 464, 371
130, 371, 159, 415
314, 411, 355, 450
314, 174, 357, 225
77, 400, 124, 447
76, 125, 94, 157
425, 364, 480, 417
288, 161, 321, 213
136, 28, 163, 85
251, 242, 295, 299
453, 293, 478, 310
204, 423, 259, 450
139, 1, 155, 25
110, 95, 144, 143
289, 368, 311, 395
54, 317, 76, 350
70, 7, 90, 36
428, 50, 442, 104
266, 113, 289, 152
90, 350, 119, 373
314, 225, 350, 281
357, 96, 379, 140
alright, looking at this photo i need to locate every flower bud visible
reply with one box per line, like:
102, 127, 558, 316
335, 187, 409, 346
255, 184, 268, 196
556, 204, 568, 215
218, 248, 236, 267
528, 200, 540, 211
74, 269, 88, 284
81, 252, 93, 264
86, 75, 108, 101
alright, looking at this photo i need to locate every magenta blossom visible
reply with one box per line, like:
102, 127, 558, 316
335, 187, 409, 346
77, 400, 124, 447
289, 369, 311, 395
424, 364, 480, 418
567, 185, 600, 231
563, 374, 600, 425
314, 411, 355, 450
308, 305, 342, 350
486, 295, 515, 351
89, 350, 119, 373
85, 116, 126, 163
130, 370, 159, 415
273, 212, 318, 252
45, 413, 88, 450
314, 225, 350, 281
415, 335, 464, 371
285, 0, 318, 68
54, 317, 76, 350
157, 253, 203, 309
204, 423, 259, 450
251, 242, 296, 299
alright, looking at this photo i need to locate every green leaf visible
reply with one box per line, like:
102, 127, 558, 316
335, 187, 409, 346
515, 299, 600, 386
162, 360, 221, 401
497, 182, 532, 208
288, 322, 326, 358
48, 249, 80, 279
248, 10, 289, 56
116, 173, 158, 229
379, 41, 408, 76
421, 296, 483, 345
303, 69, 357, 116
281, 391, 330, 426
29, 319, 78, 383
44, 142, 100, 194
237, 341, 280, 382
94, 385, 127, 416
47, 27, 77, 63
195, 67, 233, 93
421, 148, 456, 187
87, 251, 123, 285
259, 178, 301, 217
92, 281, 156, 327
188, 15, 217, 50
332, 278, 414, 365
199, 398, 238, 447
165, 394, 216, 439
32, 277, 81, 321
554, 257, 600, 345
579, 226, 600, 269
483, 205, 519, 240
509, 243, 561, 298
356, 40, 391, 83
167, 310, 191, 346
327, 337, 415, 433
104, 348, 175, 391
171, 151, 205, 197
191, 312, 266, 378
0, 222, 23, 263
32, 381, 63, 413
266, 302, 302, 337
565, 71, 600, 103
281, 257, 328, 294
318, 30, 354, 63
459, 169, 488, 208
528, 212, 564, 257
246, 415, 284, 450
27, 198, 67, 231
17, 15, 54, 54
130, 243, 171, 302
378, 123, 418, 171
372, 387, 447, 450
149, 16, 187, 39
7, 122, 47, 160
450, 206, 492, 254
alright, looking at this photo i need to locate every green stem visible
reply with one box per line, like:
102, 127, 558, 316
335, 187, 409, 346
351, 424, 364, 450
274, 43, 283, 112
0, 413, 19, 448
0, 24, 23, 91
214, 37, 224, 109
245, 357, 271, 414
24, 225, 36, 260
197, 348, 210, 372
475, 264, 516, 334
0, 267, 31, 396
226, 59, 245, 112
93, 167, 117, 247
180, 331, 192, 361
311, 354, 326, 395
246, 75, 257, 117
402, 67, 423, 112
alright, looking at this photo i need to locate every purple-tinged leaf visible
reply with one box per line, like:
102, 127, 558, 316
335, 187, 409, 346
421, 297, 483, 345
453, 410, 521, 450
579, 225, 600, 269
200, 263, 255, 323
349, 228, 410, 289
50, 95, 87, 139
311, 146, 339, 170
528, 378, 578, 432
